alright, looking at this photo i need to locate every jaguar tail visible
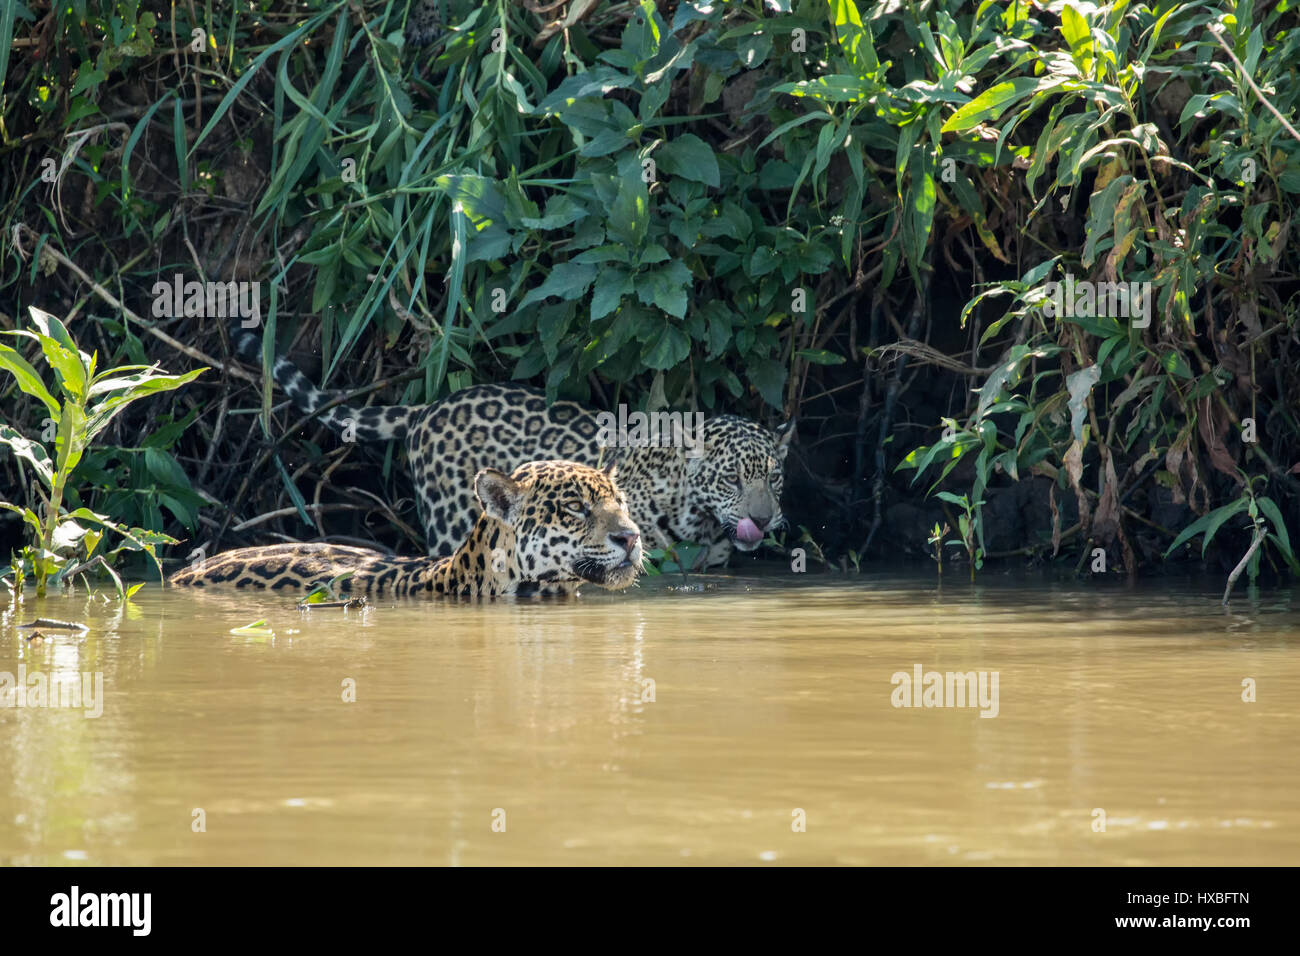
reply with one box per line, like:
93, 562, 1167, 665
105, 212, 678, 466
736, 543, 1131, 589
231, 322, 415, 442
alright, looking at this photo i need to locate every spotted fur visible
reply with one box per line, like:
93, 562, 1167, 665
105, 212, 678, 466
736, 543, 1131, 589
405, 0, 443, 46
234, 330, 793, 567
171, 461, 643, 597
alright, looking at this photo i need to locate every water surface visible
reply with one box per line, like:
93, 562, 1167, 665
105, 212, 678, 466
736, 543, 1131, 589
2, 570, 1296, 865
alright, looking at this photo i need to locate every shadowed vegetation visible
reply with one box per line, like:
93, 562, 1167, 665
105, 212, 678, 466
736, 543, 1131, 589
1, 0, 1297, 589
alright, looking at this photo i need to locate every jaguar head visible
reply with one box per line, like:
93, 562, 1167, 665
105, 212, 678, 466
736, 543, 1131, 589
688, 417, 794, 551
475, 461, 643, 590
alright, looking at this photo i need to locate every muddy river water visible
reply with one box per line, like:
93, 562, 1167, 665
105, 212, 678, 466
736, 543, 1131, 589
2, 570, 1297, 865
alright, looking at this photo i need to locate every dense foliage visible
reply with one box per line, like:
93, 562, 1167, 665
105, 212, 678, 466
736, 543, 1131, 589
1, 0, 1298, 585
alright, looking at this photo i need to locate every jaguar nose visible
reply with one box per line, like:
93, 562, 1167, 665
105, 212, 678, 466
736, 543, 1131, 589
609, 530, 640, 556
750, 512, 773, 531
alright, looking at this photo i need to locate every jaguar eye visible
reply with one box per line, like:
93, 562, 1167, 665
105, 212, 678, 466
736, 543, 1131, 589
733, 474, 744, 489
565, 501, 588, 516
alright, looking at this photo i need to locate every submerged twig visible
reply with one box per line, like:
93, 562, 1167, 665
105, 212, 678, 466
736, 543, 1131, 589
17, 618, 88, 632
297, 597, 368, 610
1222, 523, 1266, 606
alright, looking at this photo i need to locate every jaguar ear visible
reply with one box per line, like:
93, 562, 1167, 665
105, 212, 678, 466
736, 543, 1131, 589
475, 468, 525, 525
603, 460, 618, 481
774, 419, 796, 458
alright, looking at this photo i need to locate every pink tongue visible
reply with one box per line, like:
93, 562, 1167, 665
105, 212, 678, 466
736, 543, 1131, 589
735, 517, 763, 543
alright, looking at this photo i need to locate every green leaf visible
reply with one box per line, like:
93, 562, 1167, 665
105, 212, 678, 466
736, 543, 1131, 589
54, 401, 86, 477
87, 365, 191, 397
520, 195, 588, 230
300, 581, 335, 604
0, 0, 14, 106
828, 0, 876, 74
1059, 4, 1090, 53
0, 502, 43, 539
749, 357, 787, 409
65, 507, 177, 580
905, 148, 937, 280
0, 424, 54, 486
572, 244, 632, 265
173, 95, 189, 190
435, 174, 508, 227
432, 205, 468, 396
656, 133, 720, 187
191, 12, 332, 155
1159, 351, 1193, 380
606, 156, 651, 249
640, 321, 690, 370
973, 345, 1047, 421
520, 262, 599, 307
1255, 497, 1295, 567
1164, 497, 1250, 559
51, 517, 88, 552
122, 92, 174, 204
591, 268, 634, 321
639, 261, 692, 318
143, 446, 191, 489
0, 344, 61, 417
83, 369, 206, 441
274, 454, 313, 527
941, 77, 1056, 133
20, 307, 89, 403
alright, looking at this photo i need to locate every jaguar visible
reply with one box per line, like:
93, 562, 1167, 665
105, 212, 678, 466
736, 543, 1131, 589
171, 461, 642, 597
405, 0, 443, 46
233, 328, 793, 568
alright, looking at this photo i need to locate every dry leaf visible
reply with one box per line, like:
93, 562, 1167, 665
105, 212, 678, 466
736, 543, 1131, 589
1196, 397, 1242, 484
1092, 454, 1120, 546
1049, 483, 1061, 558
